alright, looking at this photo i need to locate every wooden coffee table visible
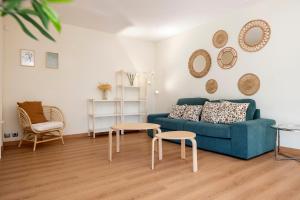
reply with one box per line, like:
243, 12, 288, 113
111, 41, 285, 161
108, 123, 161, 161
152, 131, 198, 172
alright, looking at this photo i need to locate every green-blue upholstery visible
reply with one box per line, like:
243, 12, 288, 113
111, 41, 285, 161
147, 97, 276, 160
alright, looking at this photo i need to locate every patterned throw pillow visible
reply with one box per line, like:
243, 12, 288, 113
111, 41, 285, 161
168, 104, 187, 119
218, 101, 249, 124
182, 105, 203, 121
201, 102, 222, 123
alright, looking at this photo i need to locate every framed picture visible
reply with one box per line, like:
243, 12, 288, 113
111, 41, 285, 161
46, 52, 59, 69
20, 49, 35, 67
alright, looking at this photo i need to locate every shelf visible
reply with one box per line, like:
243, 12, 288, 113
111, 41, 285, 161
88, 99, 121, 102
89, 113, 121, 118
117, 85, 141, 88
123, 99, 147, 102
88, 127, 110, 133
123, 113, 147, 116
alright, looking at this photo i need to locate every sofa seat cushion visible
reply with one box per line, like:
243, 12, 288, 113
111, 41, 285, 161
31, 121, 63, 132
184, 121, 231, 139
156, 118, 188, 130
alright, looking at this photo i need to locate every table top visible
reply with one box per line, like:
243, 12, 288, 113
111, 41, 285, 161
271, 124, 300, 132
112, 123, 160, 130
156, 131, 196, 140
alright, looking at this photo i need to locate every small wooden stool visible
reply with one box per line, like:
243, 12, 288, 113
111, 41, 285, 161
152, 131, 198, 172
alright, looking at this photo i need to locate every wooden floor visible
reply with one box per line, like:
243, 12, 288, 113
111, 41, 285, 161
1, 132, 300, 200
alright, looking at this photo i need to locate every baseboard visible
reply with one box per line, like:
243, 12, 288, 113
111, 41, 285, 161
3, 130, 144, 147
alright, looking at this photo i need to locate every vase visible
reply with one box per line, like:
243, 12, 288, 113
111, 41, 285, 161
102, 90, 108, 100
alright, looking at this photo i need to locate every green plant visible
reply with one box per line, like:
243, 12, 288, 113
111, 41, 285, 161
0, 0, 72, 42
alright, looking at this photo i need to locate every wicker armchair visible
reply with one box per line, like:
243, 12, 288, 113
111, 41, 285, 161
17, 105, 65, 151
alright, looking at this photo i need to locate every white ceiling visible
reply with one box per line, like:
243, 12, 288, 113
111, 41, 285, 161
54, 0, 260, 41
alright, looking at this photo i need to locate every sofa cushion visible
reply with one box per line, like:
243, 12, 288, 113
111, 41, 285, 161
168, 104, 187, 119
201, 101, 222, 123
182, 105, 203, 121
31, 121, 63, 132
218, 101, 249, 124
177, 97, 209, 105
156, 118, 188, 130
184, 121, 231, 139
212, 99, 256, 120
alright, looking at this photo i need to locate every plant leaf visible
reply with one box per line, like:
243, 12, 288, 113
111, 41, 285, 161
9, 12, 38, 40
17, 9, 55, 41
41, 1, 61, 32
19, 8, 38, 16
32, 0, 49, 29
46, 0, 73, 3
3, 0, 22, 11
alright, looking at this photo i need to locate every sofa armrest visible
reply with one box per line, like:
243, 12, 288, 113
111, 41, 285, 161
230, 118, 276, 159
147, 113, 169, 123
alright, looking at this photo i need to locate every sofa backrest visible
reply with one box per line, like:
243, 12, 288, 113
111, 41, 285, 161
177, 97, 258, 120
176, 97, 209, 105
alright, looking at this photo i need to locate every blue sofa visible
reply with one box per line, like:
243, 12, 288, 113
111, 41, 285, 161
147, 97, 276, 160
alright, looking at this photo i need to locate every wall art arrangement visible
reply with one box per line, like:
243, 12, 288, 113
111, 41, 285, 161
20, 49, 35, 67
20, 50, 59, 69
187, 19, 270, 96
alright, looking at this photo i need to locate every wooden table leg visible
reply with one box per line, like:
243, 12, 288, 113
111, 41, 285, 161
152, 137, 158, 170
108, 128, 113, 161
156, 128, 162, 152
190, 138, 198, 172
181, 139, 186, 159
116, 129, 120, 153
158, 138, 163, 160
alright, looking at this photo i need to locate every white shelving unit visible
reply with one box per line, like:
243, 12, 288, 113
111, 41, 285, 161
116, 70, 148, 124
87, 70, 148, 138
87, 99, 121, 138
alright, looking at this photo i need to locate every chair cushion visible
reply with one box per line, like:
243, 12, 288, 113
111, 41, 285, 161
184, 121, 231, 139
31, 121, 63, 132
18, 101, 47, 124
156, 118, 188, 130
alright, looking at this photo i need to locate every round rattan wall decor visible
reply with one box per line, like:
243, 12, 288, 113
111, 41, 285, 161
217, 47, 238, 69
206, 79, 218, 94
239, 19, 271, 52
238, 73, 260, 96
212, 30, 228, 48
188, 49, 211, 78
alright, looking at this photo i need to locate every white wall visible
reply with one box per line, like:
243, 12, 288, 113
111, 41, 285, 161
0, 18, 3, 120
0, 17, 3, 151
3, 18, 156, 141
155, 0, 300, 148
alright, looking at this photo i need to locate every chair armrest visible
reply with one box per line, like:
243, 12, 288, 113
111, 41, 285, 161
230, 118, 276, 159
17, 107, 32, 129
43, 106, 65, 128
147, 113, 169, 123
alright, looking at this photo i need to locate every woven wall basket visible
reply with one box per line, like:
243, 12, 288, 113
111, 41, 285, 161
213, 30, 228, 48
238, 73, 260, 96
206, 79, 218, 94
